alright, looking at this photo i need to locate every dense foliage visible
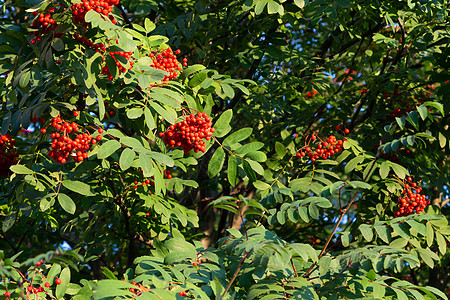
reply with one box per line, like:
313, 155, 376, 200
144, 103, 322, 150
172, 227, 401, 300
0, 0, 450, 299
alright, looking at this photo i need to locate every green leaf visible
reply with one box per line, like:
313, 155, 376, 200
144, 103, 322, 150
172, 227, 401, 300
55, 267, 71, 299
438, 132, 446, 148
144, 18, 156, 32
246, 159, 264, 175
294, 0, 305, 8
426, 222, 434, 247
243, 160, 257, 182
223, 128, 253, 146
275, 142, 286, 159
120, 148, 135, 171
97, 140, 121, 159
344, 156, 364, 173
318, 256, 332, 276
140, 153, 153, 177
227, 228, 242, 238
10, 165, 33, 175
389, 162, 408, 179
423, 101, 444, 116
2, 212, 16, 232
359, 224, 373, 242
208, 147, 225, 178
127, 107, 143, 119
62, 180, 95, 196
254, 180, 270, 190
227, 156, 238, 186
149, 152, 174, 167
214, 113, 233, 139
407, 220, 427, 236
58, 193, 76, 214
234, 142, 265, 155
436, 232, 447, 255
374, 225, 391, 243
379, 161, 390, 179
417, 105, 428, 121
244, 151, 267, 162
180, 64, 206, 80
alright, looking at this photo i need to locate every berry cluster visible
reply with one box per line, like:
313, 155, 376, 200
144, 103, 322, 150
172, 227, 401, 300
29, 5, 64, 44
73, 33, 107, 51
150, 48, 187, 82
132, 170, 172, 190
305, 89, 318, 99
383, 85, 434, 118
159, 113, 215, 154
71, 0, 118, 26
101, 51, 134, 81
296, 134, 344, 162
0, 134, 19, 177
395, 177, 429, 217
3, 261, 62, 299
43, 116, 103, 164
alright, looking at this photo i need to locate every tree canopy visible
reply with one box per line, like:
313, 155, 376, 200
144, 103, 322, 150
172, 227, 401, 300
0, 0, 450, 299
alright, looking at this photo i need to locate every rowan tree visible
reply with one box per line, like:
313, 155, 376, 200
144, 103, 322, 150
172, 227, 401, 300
0, 0, 449, 299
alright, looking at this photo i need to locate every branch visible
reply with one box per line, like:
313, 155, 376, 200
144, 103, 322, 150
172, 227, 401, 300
222, 249, 252, 297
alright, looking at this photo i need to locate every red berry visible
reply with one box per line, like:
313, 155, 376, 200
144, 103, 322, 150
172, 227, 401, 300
44, 282, 50, 288
96, 135, 102, 141
4, 292, 10, 297
98, 128, 104, 134
55, 278, 62, 285
40, 128, 46, 134
344, 128, 349, 134
73, 111, 79, 117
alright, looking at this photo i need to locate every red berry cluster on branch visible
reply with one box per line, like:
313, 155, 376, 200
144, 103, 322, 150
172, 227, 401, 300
305, 89, 318, 99
296, 134, 344, 162
43, 116, 103, 164
29, 5, 64, 44
159, 113, 215, 154
395, 177, 429, 217
73, 32, 106, 51
71, 0, 118, 26
0, 134, 19, 177
101, 51, 134, 81
150, 48, 186, 81
132, 170, 172, 189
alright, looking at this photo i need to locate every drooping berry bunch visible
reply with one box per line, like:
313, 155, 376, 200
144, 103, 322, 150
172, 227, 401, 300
43, 116, 103, 164
159, 113, 215, 154
395, 177, 429, 217
29, 4, 64, 44
101, 51, 134, 81
150, 48, 187, 82
71, 0, 119, 26
296, 134, 345, 162
0, 134, 19, 177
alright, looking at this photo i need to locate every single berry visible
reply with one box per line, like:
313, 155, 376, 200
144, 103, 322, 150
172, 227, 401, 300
44, 282, 51, 288
73, 111, 79, 117
55, 278, 62, 285
41, 128, 46, 134
4, 292, 10, 297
